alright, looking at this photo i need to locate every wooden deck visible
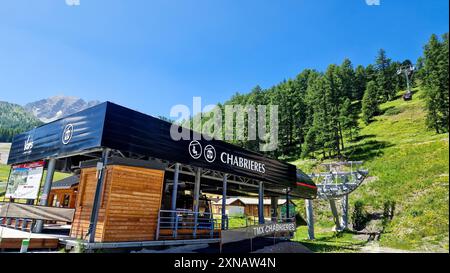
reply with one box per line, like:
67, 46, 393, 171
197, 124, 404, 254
0, 226, 61, 250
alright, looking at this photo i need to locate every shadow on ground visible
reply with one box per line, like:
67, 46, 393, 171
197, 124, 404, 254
345, 136, 394, 162
195, 238, 308, 253
299, 232, 367, 253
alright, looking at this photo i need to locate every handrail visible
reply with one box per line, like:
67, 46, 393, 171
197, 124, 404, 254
156, 210, 224, 240
155, 210, 296, 240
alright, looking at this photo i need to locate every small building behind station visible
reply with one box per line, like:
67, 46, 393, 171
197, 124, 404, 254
211, 197, 296, 218
49, 175, 79, 209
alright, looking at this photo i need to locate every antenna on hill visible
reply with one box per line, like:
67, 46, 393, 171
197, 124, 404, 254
397, 64, 415, 101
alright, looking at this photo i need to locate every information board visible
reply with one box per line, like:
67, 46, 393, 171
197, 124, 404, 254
5, 161, 45, 199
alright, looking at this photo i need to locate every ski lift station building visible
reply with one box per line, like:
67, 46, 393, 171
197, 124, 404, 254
4, 102, 316, 248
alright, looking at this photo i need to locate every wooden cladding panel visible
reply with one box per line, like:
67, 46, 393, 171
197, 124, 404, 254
70, 167, 112, 242
70, 168, 106, 241
70, 165, 164, 243
102, 166, 164, 242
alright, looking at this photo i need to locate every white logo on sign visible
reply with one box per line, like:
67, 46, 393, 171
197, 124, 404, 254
189, 141, 202, 159
24, 135, 33, 152
204, 145, 216, 162
62, 124, 74, 145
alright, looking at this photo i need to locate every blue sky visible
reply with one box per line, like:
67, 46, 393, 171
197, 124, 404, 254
0, 0, 448, 117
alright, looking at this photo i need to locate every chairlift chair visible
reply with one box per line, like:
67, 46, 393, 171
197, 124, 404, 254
403, 91, 412, 101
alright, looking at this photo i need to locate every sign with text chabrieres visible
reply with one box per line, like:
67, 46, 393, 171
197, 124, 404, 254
5, 161, 44, 199
251, 222, 296, 237
221, 222, 296, 244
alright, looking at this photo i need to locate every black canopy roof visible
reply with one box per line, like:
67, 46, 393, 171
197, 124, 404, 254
8, 101, 316, 198
51, 175, 79, 190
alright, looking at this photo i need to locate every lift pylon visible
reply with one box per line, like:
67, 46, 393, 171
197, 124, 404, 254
305, 161, 368, 237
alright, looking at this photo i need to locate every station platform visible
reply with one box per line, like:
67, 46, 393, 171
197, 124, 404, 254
0, 226, 66, 250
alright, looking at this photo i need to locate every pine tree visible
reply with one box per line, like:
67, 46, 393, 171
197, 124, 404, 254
245, 85, 266, 152
338, 59, 360, 143
339, 58, 357, 99
339, 98, 359, 141
324, 64, 345, 157
414, 56, 425, 84
365, 64, 377, 83
354, 65, 367, 101
292, 69, 316, 155
272, 81, 293, 156
303, 70, 321, 135
375, 49, 396, 102
441, 33, 449, 131
301, 122, 319, 158
303, 75, 329, 158
362, 81, 380, 124
422, 33, 449, 133
303, 65, 345, 158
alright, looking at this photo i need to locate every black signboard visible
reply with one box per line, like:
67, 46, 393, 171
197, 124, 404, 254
8, 103, 106, 165
8, 102, 316, 197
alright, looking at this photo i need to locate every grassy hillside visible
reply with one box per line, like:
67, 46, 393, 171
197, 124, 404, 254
0, 163, 10, 194
0, 101, 43, 142
0, 164, 10, 182
293, 88, 449, 252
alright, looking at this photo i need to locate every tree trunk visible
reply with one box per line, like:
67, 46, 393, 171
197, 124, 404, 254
338, 121, 345, 152
335, 129, 341, 158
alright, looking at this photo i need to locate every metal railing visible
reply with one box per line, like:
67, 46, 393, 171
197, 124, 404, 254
155, 210, 297, 241
0, 217, 34, 231
226, 214, 296, 228
156, 210, 225, 240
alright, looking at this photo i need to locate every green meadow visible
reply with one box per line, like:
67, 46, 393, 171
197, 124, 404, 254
293, 88, 449, 252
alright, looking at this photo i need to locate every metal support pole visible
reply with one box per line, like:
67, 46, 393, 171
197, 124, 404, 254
193, 167, 201, 238
305, 199, 315, 240
87, 149, 109, 243
404, 70, 411, 93
286, 188, 290, 221
170, 163, 180, 211
193, 167, 201, 213
171, 163, 180, 230
156, 212, 161, 241
270, 196, 278, 222
221, 174, 228, 230
341, 194, 349, 230
34, 158, 56, 233
258, 181, 264, 224
329, 199, 341, 231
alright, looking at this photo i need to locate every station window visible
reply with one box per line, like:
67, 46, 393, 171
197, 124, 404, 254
62, 194, 70, 207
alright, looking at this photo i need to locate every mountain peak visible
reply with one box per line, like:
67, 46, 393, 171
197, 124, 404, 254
24, 95, 101, 122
